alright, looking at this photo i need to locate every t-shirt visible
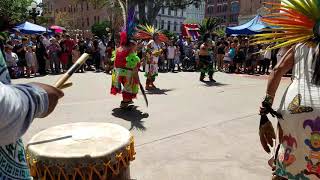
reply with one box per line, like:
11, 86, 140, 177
5, 52, 18, 67
167, 46, 175, 59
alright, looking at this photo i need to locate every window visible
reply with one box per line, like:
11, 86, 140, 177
64, 7, 66, 12
181, 10, 184, 16
98, 16, 100, 23
87, 17, 90, 27
161, 8, 164, 14
82, 18, 84, 27
175, 9, 177, 16
161, 20, 164, 29
87, 2, 89, 10
174, 22, 177, 31
167, 21, 171, 31
154, 20, 158, 28
168, 8, 172, 16
81, 3, 83, 11
94, 16, 96, 23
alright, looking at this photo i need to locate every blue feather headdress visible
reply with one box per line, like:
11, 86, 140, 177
120, 6, 137, 46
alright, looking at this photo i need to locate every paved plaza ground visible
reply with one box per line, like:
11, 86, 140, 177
16, 71, 291, 180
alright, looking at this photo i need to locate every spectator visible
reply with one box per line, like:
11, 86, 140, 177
167, 41, 176, 72
36, 35, 48, 75
25, 45, 37, 77
48, 37, 61, 74
4, 45, 18, 78
72, 45, 81, 65
92, 38, 101, 72
14, 37, 28, 77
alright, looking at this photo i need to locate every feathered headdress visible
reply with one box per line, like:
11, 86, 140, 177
118, 0, 137, 46
252, 0, 320, 50
134, 24, 169, 43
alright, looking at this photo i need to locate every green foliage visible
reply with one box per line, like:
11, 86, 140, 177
162, 30, 177, 40
199, 17, 224, 36
0, 0, 33, 24
214, 27, 226, 37
91, 21, 111, 38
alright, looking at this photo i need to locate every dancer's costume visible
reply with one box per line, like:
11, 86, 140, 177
135, 25, 168, 88
253, 0, 320, 179
111, 48, 140, 100
110, 8, 141, 106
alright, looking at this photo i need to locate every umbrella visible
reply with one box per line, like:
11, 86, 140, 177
49, 25, 66, 33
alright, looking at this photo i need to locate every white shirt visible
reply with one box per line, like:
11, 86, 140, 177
264, 49, 272, 59
99, 42, 106, 57
5, 52, 18, 67
167, 46, 176, 59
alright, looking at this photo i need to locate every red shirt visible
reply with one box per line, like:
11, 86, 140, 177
114, 48, 130, 68
64, 39, 75, 53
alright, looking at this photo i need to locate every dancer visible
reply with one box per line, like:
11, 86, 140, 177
199, 34, 215, 82
253, 0, 320, 179
135, 25, 168, 90
110, 9, 141, 108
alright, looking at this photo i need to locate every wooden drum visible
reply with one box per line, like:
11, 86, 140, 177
26, 122, 135, 180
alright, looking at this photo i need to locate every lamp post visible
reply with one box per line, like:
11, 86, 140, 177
27, 2, 41, 24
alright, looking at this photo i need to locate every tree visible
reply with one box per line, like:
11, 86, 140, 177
91, 21, 111, 38
0, 0, 33, 24
75, 0, 203, 25
199, 17, 224, 36
54, 12, 73, 29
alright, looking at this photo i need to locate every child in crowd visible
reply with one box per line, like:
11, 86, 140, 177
72, 45, 81, 66
25, 45, 37, 77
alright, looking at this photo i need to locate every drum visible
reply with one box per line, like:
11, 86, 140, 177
26, 122, 135, 180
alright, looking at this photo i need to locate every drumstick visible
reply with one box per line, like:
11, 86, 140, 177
54, 53, 90, 89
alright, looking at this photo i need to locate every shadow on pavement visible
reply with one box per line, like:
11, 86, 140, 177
112, 106, 149, 131
201, 81, 228, 87
145, 88, 174, 95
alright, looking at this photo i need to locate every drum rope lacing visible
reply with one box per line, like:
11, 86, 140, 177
26, 136, 136, 180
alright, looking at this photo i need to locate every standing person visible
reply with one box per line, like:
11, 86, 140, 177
14, 37, 29, 77
25, 45, 37, 77
47, 37, 61, 74
167, 41, 176, 72
174, 43, 182, 72
263, 45, 272, 75
72, 45, 81, 66
105, 41, 114, 74
4, 45, 19, 78
36, 35, 47, 75
111, 36, 141, 108
0, 15, 63, 180
99, 38, 107, 71
135, 25, 169, 90
216, 41, 225, 71
145, 34, 162, 89
64, 34, 75, 69
92, 38, 101, 72
199, 35, 215, 82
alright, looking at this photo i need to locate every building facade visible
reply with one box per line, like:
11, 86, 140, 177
238, 0, 280, 25
42, 0, 110, 31
184, 1, 206, 24
155, 7, 186, 33
205, 0, 240, 27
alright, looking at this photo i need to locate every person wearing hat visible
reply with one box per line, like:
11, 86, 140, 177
0, 15, 64, 179
4, 44, 18, 78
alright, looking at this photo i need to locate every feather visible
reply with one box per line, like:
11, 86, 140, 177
252, 0, 320, 50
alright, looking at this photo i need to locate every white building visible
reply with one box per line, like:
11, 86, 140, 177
154, 7, 186, 33
184, 1, 206, 24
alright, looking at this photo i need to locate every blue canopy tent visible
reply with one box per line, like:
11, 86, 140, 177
226, 15, 268, 35
14, 22, 50, 34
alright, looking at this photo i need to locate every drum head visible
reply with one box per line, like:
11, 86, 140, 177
27, 122, 131, 162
